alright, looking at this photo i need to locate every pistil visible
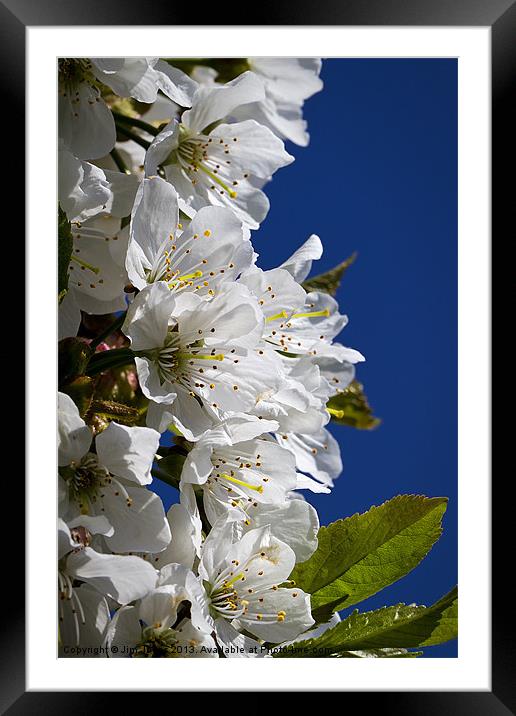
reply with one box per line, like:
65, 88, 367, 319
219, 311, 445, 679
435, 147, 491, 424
221, 473, 264, 494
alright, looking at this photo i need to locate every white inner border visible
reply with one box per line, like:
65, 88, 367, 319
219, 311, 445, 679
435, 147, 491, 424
27, 27, 491, 691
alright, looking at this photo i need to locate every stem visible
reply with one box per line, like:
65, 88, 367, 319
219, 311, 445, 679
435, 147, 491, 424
195, 491, 211, 535
86, 347, 135, 376
110, 147, 131, 175
172, 603, 191, 630
112, 110, 160, 137
89, 312, 127, 351
151, 465, 180, 490
115, 124, 151, 150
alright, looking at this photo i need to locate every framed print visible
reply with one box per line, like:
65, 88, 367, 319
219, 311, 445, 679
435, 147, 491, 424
5, 0, 509, 710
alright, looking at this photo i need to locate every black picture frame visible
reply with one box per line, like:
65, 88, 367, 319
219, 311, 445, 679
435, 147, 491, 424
7, 0, 508, 710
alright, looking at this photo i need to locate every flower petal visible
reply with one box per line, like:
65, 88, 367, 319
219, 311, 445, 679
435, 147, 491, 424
67, 547, 157, 604
127, 176, 179, 289
279, 234, 323, 283
246, 499, 319, 563
104, 605, 141, 655
214, 618, 264, 658
95, 422, 160, 485
182, 72, 264, 134
240, 587, 314, 643
58, 392, 92, 466
59, 584, 110, 654
59, 82, 116, 160
102, 484, 171, 554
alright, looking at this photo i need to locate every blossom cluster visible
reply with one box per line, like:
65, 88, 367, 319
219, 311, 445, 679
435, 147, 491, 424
57, 57, 364, 658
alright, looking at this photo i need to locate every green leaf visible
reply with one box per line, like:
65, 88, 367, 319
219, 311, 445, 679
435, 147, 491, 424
334, 648, 422, 658
273, 587, 457, 657
58, 205, 73, 303
274, 645, 421, 658
302, 252, 357, 296
327, 380, 380, 430
290, 495, 448, 619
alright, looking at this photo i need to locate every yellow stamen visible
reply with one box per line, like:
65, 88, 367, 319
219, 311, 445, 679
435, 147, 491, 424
223, 572, 245, 588
198, 165, 237, 198
178, 270, 203, 281
265, 311, 288, 323
182, 353, 224, 361
291, 309, 330, 320
221, 473, 264, 494
168, 270, 202, 288
70, 254, 100, 274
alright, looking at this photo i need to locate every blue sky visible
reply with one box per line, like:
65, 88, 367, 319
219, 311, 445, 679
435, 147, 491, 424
154, 58, 458, 657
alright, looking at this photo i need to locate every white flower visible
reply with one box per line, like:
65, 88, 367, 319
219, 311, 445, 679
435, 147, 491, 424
151, 484, 202, 571
235, 263, 359, 433
198, 518, 314, 643
268, 356, 356, 489
97, 90, 180, 179
280, 427, 343, 493
99, 138, 147, 178
272, 357, 331, 429
58, 517, 157, 649
58, 292, 82, 341
250, 356, 325, 436
69, 216, 129, 306
106, 605, 217, 658
231, 58, 323, 147
239, 265, 307, 330
59, 144, 139, 224
58, 392, 93, 466
180, 414, 297, 525
58, 393, 171, 553
123, 281, 276, 439
278, 233, 323, 282
289, 291, 363, 362
59, 215, 130, 340
58, 58, 196, 160
126, 176, 253, 293
270, 289, 360, 360
144, 71, 294, 229
59, 59, 117, 160
190, 65, 219, 85
276, 234, 365, 358
59, 583, 110, 657
104, 564, 217, 658
238, 497, 319, 564
91, 58, 197, 107
97, 89, 181, 178
313, 353, 357, 393
239, 262, 364, 362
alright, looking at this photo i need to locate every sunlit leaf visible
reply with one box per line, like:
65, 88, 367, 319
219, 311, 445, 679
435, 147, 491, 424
291, 495, 448, 620
273, 588, 457, 657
